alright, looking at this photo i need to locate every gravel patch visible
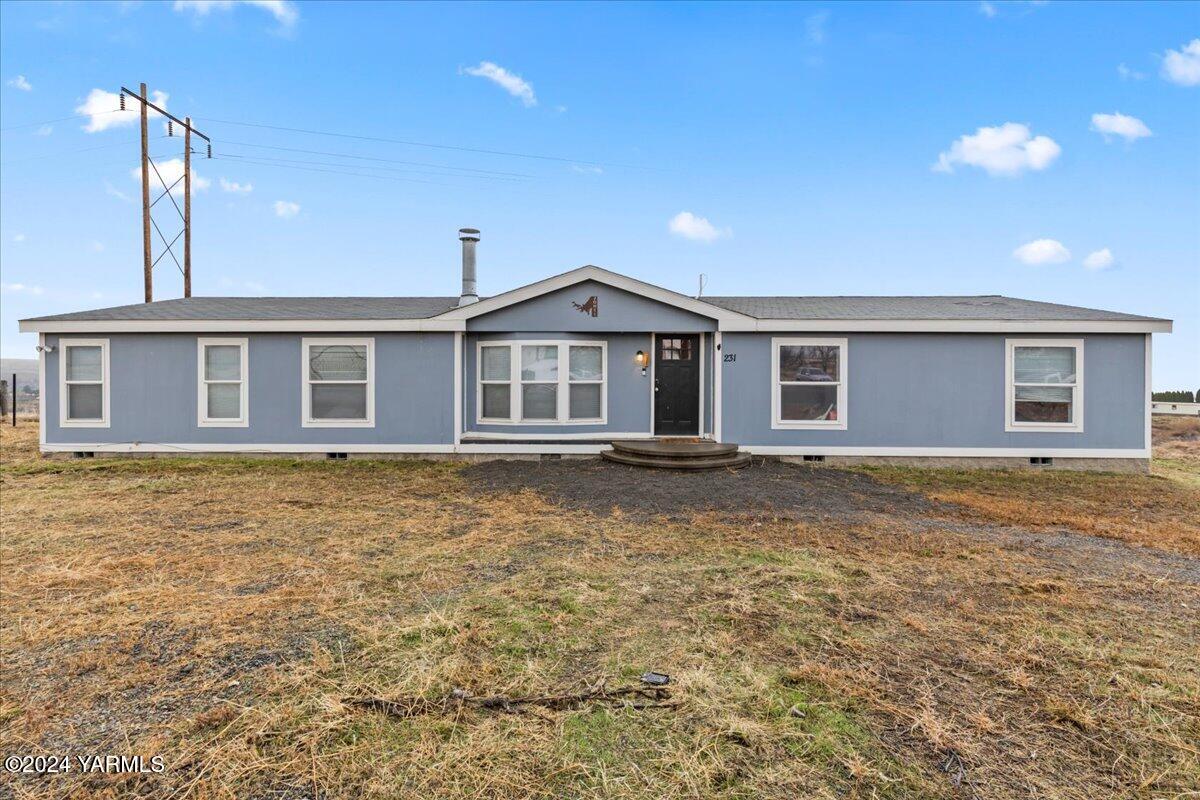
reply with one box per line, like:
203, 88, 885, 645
465, 457, 937, 523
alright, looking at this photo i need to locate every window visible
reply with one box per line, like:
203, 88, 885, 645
771, 337, 847, 430
197, 338, 248, 427
659, 337, 691, 361
477, 340, 606, 424
479, 344, 512, 420
521, 344, 558, 420
59, 339, 109, 427
568, 345, 604, 420
302, 338, 374, 427
1006, 339, 1083, 432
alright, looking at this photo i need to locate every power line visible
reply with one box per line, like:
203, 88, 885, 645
215, 151, 527, 183
210, 154, 475, 188
0, 109, 124, 133
0, 136, 167, 166
216, 138, 535, 178
195, 116, 649, 170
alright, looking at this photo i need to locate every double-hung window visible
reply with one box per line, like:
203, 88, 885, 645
771, 337, 847, 430
477, 340, 606, 424
197, 338, 248, 427
1006, 339, 1083, 432
520, 344, 559, 420
59, 339, 109, 427
302, 338, 374, 427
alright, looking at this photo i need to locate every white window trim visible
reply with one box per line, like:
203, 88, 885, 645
301, 337, 375, 428
771, 337, 848, 430
1005, 338, 1084, 433
59, 338, 110, 428
197, 337, 249, 428
476, 339, 607, 425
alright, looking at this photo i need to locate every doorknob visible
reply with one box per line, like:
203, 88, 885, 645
654, 379, 660, 392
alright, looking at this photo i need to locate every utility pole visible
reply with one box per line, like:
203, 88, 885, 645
120, 84, 211, 303
139, 83, 152, 303
184, 115, 192, 297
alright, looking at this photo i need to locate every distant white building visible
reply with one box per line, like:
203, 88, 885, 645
1152, 401, 1200, 416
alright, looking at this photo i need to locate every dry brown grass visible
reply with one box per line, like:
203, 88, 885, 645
2, 422, 1198, 799
864, 423, 1200, 555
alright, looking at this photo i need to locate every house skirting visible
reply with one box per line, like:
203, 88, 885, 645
39, 441, 1151, 471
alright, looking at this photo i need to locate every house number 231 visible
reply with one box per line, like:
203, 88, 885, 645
723, 353, 736, 362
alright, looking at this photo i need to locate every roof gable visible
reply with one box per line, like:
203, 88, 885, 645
466, 278, 718, 333
434, 266, 756, 327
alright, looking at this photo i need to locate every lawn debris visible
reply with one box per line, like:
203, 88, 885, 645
345, 682, 676, 718
640, 671, 671, 686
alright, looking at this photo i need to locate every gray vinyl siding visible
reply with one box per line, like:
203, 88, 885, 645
466, 280, 717, 333
463, 282, 718, 436
41, 329, 1146, 452
718, 332, 1146, 450
43, 332, 455, 446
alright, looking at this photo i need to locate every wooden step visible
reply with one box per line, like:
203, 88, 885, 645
600, 449, 752, 471
610, 440, 740, 459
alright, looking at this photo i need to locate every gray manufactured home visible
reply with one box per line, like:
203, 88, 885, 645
19, 231, 1172, 470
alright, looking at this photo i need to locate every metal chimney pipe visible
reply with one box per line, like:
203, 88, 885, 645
458, 228, 480, 306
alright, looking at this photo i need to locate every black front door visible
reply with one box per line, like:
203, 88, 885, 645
654, 334, 700, 436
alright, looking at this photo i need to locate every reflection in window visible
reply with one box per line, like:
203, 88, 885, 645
772, 339, 847, 429
1011, 345, 1079, 426
660, 338, 692, 361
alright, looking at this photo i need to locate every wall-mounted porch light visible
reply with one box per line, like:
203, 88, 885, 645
635, 350, 648, 375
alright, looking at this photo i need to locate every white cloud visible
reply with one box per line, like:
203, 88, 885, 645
76, 87, 168, 133
273, 200, 300, 218
34, 124, 52, 136
12, 233, 26, 243
668, 211, 730, 243
934, 122, 1061, 177
461, 61, 537, 107
1013, 239, 1071, 265
1082, 248, 1116, 271
104, 181, 132, 203
1, 282, 44, 295
805, 11, 829, 45
89, 241, 105, 253
220, 177, 253, 193
1161, 38, 1200, 87
1117, 63, 1145, 81
1091, 112, 1152, 142
130, 158, 211, 194
979, 1, 997, 18
7, 75, 32, 91
173, 0, 298, 28
570, 164, 603, 175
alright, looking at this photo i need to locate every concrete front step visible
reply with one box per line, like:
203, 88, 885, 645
600, 449, 752, 470
610, 440, 740, 459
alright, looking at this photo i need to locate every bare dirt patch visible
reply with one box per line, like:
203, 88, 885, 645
466, 457, 935, 522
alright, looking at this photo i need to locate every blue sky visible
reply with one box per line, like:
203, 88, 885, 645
1, 0, 1197, 388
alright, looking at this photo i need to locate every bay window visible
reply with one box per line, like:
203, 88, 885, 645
771, 337, 847, 430
477, 340, 606, 424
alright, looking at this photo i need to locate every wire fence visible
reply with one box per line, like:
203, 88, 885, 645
1, 376, 39, 423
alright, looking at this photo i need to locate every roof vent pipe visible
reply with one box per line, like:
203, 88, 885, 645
458, 228, 480, 306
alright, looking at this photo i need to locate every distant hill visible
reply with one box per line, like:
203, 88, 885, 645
1, 358, 39, 395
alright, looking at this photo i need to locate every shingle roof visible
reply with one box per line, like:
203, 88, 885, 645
21, 292, 1167, 325
701, 295, 1167, 323
26, 296, 463, 322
